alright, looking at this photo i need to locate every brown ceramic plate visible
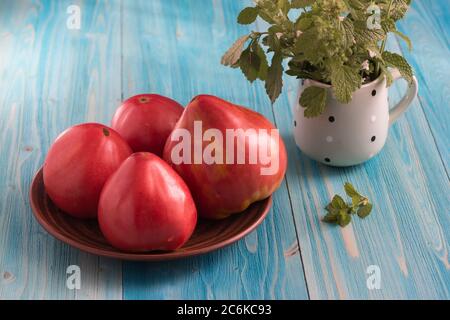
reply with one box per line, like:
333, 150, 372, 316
29, 168, 272, 261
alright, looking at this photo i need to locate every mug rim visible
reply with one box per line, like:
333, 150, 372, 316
304, 73, 385, 89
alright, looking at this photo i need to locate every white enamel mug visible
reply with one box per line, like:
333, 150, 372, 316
293, 69, 418, 166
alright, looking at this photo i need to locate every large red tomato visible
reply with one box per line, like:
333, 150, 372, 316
111, 94, 184, 156
98, 152, 197, 252
43, 123, 132, 218
163, 95, 287, 219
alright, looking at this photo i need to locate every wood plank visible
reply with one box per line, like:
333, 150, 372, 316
396, 0, 450, 171
270, 27, 450, 299
0, 0, 122, 299
121, 0, 309, 299
1, 0, 446, 300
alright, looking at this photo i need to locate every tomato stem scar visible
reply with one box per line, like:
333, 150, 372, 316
103, 128, 110, 136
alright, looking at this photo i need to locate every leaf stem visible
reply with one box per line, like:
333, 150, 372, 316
377, 0, 394, 77
380, 0, 394, 53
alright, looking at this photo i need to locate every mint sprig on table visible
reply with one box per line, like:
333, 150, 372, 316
221, 0, 414, 117
323, 182, 373, 227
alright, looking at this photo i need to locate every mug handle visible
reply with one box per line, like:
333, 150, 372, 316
389, 68, 419, 126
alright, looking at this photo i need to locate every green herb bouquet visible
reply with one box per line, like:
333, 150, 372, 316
221, 0, 414, 117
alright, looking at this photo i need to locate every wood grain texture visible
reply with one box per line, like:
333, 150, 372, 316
121, 0, 308, 300
396, 0, 450, 171
0, 0, 122, 299
0, 0, 448, 300
267, 18, 450, 301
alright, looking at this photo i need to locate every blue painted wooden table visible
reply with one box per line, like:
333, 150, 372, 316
0, 0, 448, 300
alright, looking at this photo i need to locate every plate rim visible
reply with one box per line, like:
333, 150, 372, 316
29, 167, 273, 261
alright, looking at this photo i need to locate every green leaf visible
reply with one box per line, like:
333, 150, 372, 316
265, 52, 284, 103
344, 182, 361, 198
267, 33, 282, 52
257, 10, 275, 24
337, 210, 352, 227
239, 46, 261, 83
293, 28, 320, 63
382, 18, 396, 34
330, 62, 362, 103
357, 203, 373, 218
277, 0, 290, 15
268, 25, 284, 34
389, 0, 410, 21
237, 7, 258, 25
345, 0, 366, 10
221, 34, 250, 66
351, 195, 361, 208
325, 203, 339, 213
255, 0, 277, 25
299, 86, 327, 118
294, 16, 313, 31
353, 20, 385, 45
253, 42, 269, 81
291, 0, 314, 9
392, 29, 412, 51
331, 195, 347, 210
382, 51, 413, 83
340, 18, 355, 48
324, 182, 374, 227
379, 63, 394, 86
225, 0, 413, 110
322, 212, 338, 223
